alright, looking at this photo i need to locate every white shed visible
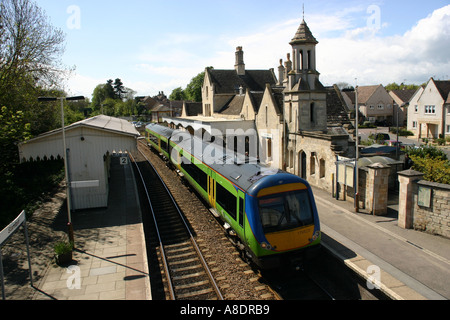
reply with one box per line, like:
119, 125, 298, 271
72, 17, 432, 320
18, 115, 140, 210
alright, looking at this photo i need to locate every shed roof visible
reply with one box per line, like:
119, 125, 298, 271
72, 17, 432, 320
24, 115, 139, 143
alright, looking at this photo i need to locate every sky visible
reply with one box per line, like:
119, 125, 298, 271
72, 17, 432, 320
35, 0, 450, 99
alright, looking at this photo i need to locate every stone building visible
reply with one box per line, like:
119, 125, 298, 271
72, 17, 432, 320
163, 18, 355, 193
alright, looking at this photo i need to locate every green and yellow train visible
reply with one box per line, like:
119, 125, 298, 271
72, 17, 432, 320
146, 123, 321, 269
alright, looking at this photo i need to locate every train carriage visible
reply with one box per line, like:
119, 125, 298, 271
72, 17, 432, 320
146, 123, 321, 269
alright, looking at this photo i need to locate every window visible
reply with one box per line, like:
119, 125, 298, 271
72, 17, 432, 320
319, 159, 325, 179
425, 105, 436, 114
415, 105, 418, 113
378, 104, 384, 110
267, 138, 272, 159
413, 121, 418, 128
181, 157, 207, 191
259, 190, 314, 233
289, 103, 292, 123
310, 102, 315, 123
310, 154, 316, 175
369, 105, 375, 110
216, 183, 237, 220
446, 125, 450, 134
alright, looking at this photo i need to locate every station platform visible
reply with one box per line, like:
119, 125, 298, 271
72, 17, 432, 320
31, 156, 151, 300
312, 186, 449, 300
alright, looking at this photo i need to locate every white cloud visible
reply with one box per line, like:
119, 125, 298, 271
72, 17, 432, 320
318, 4, 450, 85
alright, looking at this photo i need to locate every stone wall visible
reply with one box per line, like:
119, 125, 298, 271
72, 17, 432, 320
398, 170, 450, 238
413, 180, 450, 238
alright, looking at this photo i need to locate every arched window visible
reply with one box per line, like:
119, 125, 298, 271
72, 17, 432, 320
310, 102, 315, 123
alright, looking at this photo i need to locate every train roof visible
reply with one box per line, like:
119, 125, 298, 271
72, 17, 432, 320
146, 123, 174, 140
146, 123, 305, 193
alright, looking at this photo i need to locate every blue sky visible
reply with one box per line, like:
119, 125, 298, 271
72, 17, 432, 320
35, 0, 450, 98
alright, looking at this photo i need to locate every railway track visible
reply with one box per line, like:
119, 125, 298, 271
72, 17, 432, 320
130, 149, 223, 300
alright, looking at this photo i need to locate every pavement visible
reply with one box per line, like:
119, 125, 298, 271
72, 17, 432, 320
30, 155, 151, 300
2, 153, 449, 300
313, 186, 450, 300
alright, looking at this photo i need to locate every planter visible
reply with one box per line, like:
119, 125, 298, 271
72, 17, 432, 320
55, 251, 73, 266
54, 241, 74, 266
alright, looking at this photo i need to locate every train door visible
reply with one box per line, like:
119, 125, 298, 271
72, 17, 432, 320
237, 190, 245, 236
208, 171, 216, 208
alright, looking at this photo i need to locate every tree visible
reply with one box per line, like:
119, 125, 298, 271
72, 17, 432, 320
113, 78, 126, 100
169, 87, 186, 101
0, 0, 68, 108
185, 72, 205, 102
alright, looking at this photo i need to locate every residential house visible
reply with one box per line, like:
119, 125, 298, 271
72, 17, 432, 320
407, 78, 450, 139
342, 85, 395, 125
389, 89, 417, 126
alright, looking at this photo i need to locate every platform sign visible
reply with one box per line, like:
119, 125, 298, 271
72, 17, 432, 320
0, 211, 33, 300
120, 157, 128, 165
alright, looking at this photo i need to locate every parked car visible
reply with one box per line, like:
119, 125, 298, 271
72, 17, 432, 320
369, 133, 391, 144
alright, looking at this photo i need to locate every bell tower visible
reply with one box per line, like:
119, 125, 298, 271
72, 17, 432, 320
288, 19, 320, 90
283, 18, 327, 133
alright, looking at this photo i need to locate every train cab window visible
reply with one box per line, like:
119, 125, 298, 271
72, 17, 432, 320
259, 190, 313, 233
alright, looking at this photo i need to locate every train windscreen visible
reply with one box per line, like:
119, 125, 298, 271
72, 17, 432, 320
259, 190, 313, 233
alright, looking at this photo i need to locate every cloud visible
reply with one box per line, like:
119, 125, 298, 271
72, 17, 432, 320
318, 4, 450, 85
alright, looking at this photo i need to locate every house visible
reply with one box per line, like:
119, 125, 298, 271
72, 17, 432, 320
389, 89, 417, 126
407, 78, 450, 139
342, 85, 395, 125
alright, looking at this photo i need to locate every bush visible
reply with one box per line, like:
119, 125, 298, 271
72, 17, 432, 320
407, 145, 450, 184
409, 156, 450, 184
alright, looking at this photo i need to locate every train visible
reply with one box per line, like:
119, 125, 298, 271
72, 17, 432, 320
145, 123, 321, 269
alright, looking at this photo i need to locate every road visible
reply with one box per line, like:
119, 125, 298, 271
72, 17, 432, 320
358, 127, 450, 159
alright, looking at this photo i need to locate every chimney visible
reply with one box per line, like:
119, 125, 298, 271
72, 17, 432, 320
278, 59, 285, 86
235, 46, 245, 76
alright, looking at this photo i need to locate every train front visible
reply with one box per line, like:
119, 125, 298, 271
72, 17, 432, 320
246, 172, 321, 269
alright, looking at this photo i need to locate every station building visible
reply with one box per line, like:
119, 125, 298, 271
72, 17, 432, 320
18, 115, 140, 210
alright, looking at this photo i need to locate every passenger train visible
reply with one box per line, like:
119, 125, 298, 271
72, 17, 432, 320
145, 123, 321, 269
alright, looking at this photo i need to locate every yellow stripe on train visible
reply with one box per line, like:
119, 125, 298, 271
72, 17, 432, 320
257, 183, 307, 198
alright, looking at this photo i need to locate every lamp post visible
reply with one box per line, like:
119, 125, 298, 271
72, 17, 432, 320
354, 83, 360, 213
38, 96, 85, 245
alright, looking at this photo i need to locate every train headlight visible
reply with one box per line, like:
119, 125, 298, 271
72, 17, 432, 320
261, 242, 272, 250
311, 231, 320, 242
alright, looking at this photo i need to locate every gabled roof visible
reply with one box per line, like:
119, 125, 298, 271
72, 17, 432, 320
342, 85, 381, 104
218, 95, 245, 116
207, 69, 277, 95
390, 89, 417, 104
434, 80, 450, 103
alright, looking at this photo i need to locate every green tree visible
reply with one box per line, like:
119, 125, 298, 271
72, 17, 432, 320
169, 87, 186, 101
0, 0, 68, 109
113, 78, 126, 100
185, 72, 205, 102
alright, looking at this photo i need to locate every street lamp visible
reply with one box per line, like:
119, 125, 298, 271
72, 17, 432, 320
354, 83, 360, 213
38, 96, 85, 245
